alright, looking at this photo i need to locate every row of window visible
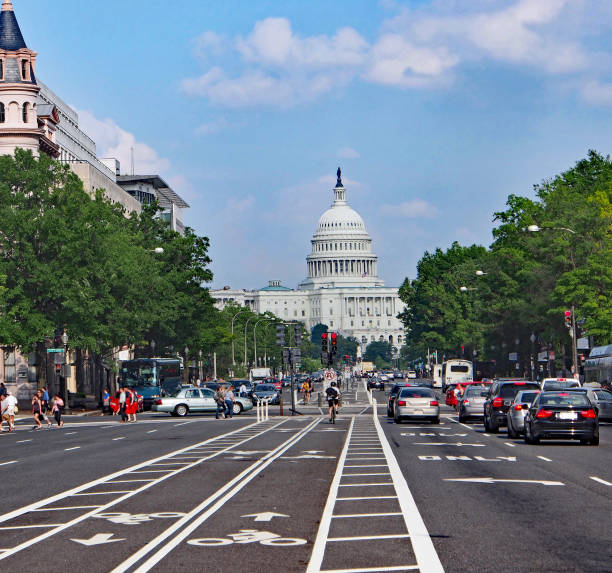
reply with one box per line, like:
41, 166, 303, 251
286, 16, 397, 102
314, 241, 367, 252
0, 59, 31, 82
0, 101, 32, 123
1, 349, 37, 383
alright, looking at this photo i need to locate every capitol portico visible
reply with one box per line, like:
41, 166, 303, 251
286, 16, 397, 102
211, 169, 406, 348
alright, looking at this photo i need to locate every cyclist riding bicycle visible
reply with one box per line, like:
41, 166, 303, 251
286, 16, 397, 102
325, 382, 340, 423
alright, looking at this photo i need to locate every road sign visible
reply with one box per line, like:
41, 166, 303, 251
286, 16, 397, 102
46, 348, 64, 353
323, 370, 336, 381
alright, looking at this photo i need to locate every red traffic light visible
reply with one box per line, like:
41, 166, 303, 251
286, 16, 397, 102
331, 332, 338, 341
564, 310, 571, 318
321, 332, 328, 340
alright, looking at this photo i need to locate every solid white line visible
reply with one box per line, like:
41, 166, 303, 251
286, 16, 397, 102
306, 417, 354, 573
504, 442, 516, 448
0, 524, 63, 531
106, 480, 155, 484
537, 456, 552, 462
320, 565, 418, 572
64, 447, 81, 451
328, 533, 410, 542
146, 430, 157, 434
347, 452, 385, 456
445, 415, 472, 430
342, 473, 390, 477
332, 512, 403, 518
72, 491, 132, 496
344, 464, 388, 468
375, 412, 444, 573
337, 496, 397, 501
0, 461, 18, 466
150, 462, 191, 466
590, 476, 612, 486
116, 418, 322, 573
33, 506, 100, 511
129, 470, 173, 474
112, 437, 126, 441
345, 457, 386, 460
64, 432, 77, 435
338, 483, 393, 487
16, 439, 32, 443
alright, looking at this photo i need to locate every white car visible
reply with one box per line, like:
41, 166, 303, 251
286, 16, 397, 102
540, 377, 581, 391
407, 371, 417, 379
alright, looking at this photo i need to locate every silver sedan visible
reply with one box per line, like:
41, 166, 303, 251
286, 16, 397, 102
152, 387, 253, 417
394, 387, 440, 424
506, 389, 541, 438
457, 386, 489, 422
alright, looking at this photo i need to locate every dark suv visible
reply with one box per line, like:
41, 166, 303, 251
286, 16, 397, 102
483, 380, 540, 433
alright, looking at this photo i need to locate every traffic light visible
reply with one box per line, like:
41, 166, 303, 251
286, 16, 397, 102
293, 324, 302, 346
276, 324, 286, 346
331, 332, 338, 355
321, 332, 329, 352
564, 310, 571, 328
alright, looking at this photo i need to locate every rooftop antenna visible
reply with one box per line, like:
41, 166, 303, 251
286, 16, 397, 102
130, 147, 134, 176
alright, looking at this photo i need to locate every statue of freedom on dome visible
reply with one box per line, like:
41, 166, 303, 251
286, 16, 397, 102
336, 167, 343, 187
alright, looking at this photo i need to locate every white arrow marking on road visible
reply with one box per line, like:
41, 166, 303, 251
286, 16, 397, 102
444, 477, 564, 486
71, 533, 126, 546
413, 442, 485, 447
241, 512, 290, 522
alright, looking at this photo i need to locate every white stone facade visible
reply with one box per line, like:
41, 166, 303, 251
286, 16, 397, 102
211, 172, 405, 348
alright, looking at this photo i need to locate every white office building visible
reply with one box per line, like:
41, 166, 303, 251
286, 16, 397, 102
211, 169, 405, 348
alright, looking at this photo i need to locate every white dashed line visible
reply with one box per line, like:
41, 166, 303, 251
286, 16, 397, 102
0, 461, 18, 466
327, 534, 411, 543
16, 439, 32, 444
64, 447, 81, 451
332, 512, 403, 518
590, 476, 612, 486
537, 456, 552, 462
173, 421, 193, 427
64, 432, 77, 435
112, 437, 126, 441
504, 442, 516, 448
147, 430, 157, 434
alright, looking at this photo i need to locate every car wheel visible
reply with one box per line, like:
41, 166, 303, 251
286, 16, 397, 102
431, 417, 440, 424
590, 434, 600, 446
507, 419, 519, 439
174, 404, 188, 417
232, 402, 243, 415
483, 414, 491, 432
394, 415, 402, 424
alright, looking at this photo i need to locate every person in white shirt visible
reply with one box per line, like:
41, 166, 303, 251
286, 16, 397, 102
1, 392, 17, 432
239, 382, 247, 397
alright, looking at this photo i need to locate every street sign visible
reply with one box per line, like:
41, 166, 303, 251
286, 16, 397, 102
46, 348, 64, 353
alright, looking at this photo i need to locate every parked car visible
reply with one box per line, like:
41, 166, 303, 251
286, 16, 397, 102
387, 383, 413, 417
252, 383, 280, 405
540, 378, 581, 391
483, 380, 541, 433
506, 389, 541, 438
524, 390, 599, 445
394, 387, 440, 424
153, 387, 253, 416
457, 385, 490, 423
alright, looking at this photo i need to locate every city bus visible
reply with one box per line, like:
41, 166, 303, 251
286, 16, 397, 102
119, 358, 182, 409
442, 359, 473, 392
584, 345, 612, 385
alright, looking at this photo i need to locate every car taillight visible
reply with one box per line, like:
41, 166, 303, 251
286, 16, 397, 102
397, 400, 406, 406
154, 399, 162, 405
463, 399, 469, 405
513, 404, 523, 411
580, 409, 597, 419
492, 397, 503, 408
430, 401, 438, 406
536, 409, 554, 418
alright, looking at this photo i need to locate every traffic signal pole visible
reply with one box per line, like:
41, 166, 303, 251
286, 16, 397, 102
571, 305, 578, 379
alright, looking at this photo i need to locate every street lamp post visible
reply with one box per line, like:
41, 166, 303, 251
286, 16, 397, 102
198, 349, 203, 381
61, 331, 69, 403
231, 308, 249, 367
244, 316, 256, 368
530, 333, 536, 381
254, 319, 272, 367
184, 346, 189, 384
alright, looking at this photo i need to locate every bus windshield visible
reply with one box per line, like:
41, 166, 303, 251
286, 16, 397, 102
122, 361, 156, 387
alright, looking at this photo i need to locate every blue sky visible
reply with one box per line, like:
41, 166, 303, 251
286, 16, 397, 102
15, 0, 612, 289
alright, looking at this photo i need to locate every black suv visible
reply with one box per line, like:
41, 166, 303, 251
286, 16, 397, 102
483, 380, 540, 433
386, 383, 412, 417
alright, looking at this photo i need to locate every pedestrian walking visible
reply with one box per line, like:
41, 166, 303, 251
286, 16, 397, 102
0, 382, 7, 398
215, 385, 226, 419
3, 391, 17, 432
0, 395, 9, 432
126, 389, 138, 422
51, 393, 64, 427
38, 389, 52, 429
225, 385, 235, 419
119, 386, 128, 423
102, 387, 110, 415
31, 393, 43, 430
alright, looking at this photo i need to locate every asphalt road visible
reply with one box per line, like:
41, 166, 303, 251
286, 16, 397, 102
0, 384, 610, 572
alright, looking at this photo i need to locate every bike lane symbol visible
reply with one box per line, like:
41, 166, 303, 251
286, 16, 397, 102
187, 529, 307, 547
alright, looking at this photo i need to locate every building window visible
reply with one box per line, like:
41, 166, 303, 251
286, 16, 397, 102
22, 103, 28, 123
0, 59, 3, 80
0, 103, 4, 123
3, 349, 16, 383
330, 321, 334, 327
351, 320, 354, 326
329, 309, 333, 315
21, 59, 28, 80
301, 310, 305, 317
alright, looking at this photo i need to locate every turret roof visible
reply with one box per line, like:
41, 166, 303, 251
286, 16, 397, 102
0, 1, 27, 51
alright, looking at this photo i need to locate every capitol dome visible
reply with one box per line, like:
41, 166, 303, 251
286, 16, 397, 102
299, 168, 384, 290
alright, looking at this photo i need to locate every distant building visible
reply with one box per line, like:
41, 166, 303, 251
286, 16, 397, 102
211, 169, 405, 349
117, 175, 189, 234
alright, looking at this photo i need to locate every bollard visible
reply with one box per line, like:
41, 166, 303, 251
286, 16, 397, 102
265, 398, 269, 421
318, 392, 322, 407
256, 399, 261, 423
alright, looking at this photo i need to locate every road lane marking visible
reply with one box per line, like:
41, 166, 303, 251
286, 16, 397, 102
113, 418, 322, 573
504, 442, 516, 447
73, 491, 133, 496
173, 421, 193, 427
65, 432, 77, 435
338, 482, 393, 487
342, 473, 390, 476
537, 456, 552, 462
33, 506, 100, 511
337, 496, 397, 501
0, 419, 283, 560
0, 524, 63, 530
444, 477, 564, 486
0, 461, 18, 466
64, 447, 81, 451
413, 442, 484, 447
321, 565, 419, 572
590, 476, 612, 486
146, 430, 157, 434
345, 464, 387, 468
332, 512, 403, 518
327, 534, 411, 543
16, 439, 32, 443
112, 437, 126, 441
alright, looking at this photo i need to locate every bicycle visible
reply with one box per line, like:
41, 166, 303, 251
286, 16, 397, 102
328, 398, 338, 424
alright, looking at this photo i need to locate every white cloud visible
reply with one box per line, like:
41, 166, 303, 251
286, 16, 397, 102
76, 109, 170, 174
380, 199, 439, 219
196, 116, 229, 135
581, 80, 612, 106
182, 1, 600, 108
338, 147, 360, 159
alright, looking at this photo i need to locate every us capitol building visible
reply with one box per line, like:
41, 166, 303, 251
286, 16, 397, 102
211, 169, 405, 349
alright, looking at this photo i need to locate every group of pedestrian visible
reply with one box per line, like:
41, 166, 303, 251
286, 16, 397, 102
118, 386, 139, 423
214, 384, 235, 419
31, 387, 64, 430
0, 382, 18, 432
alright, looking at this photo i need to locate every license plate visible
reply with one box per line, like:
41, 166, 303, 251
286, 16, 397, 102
559, 412, 577, 420
414, 410, 423, 415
